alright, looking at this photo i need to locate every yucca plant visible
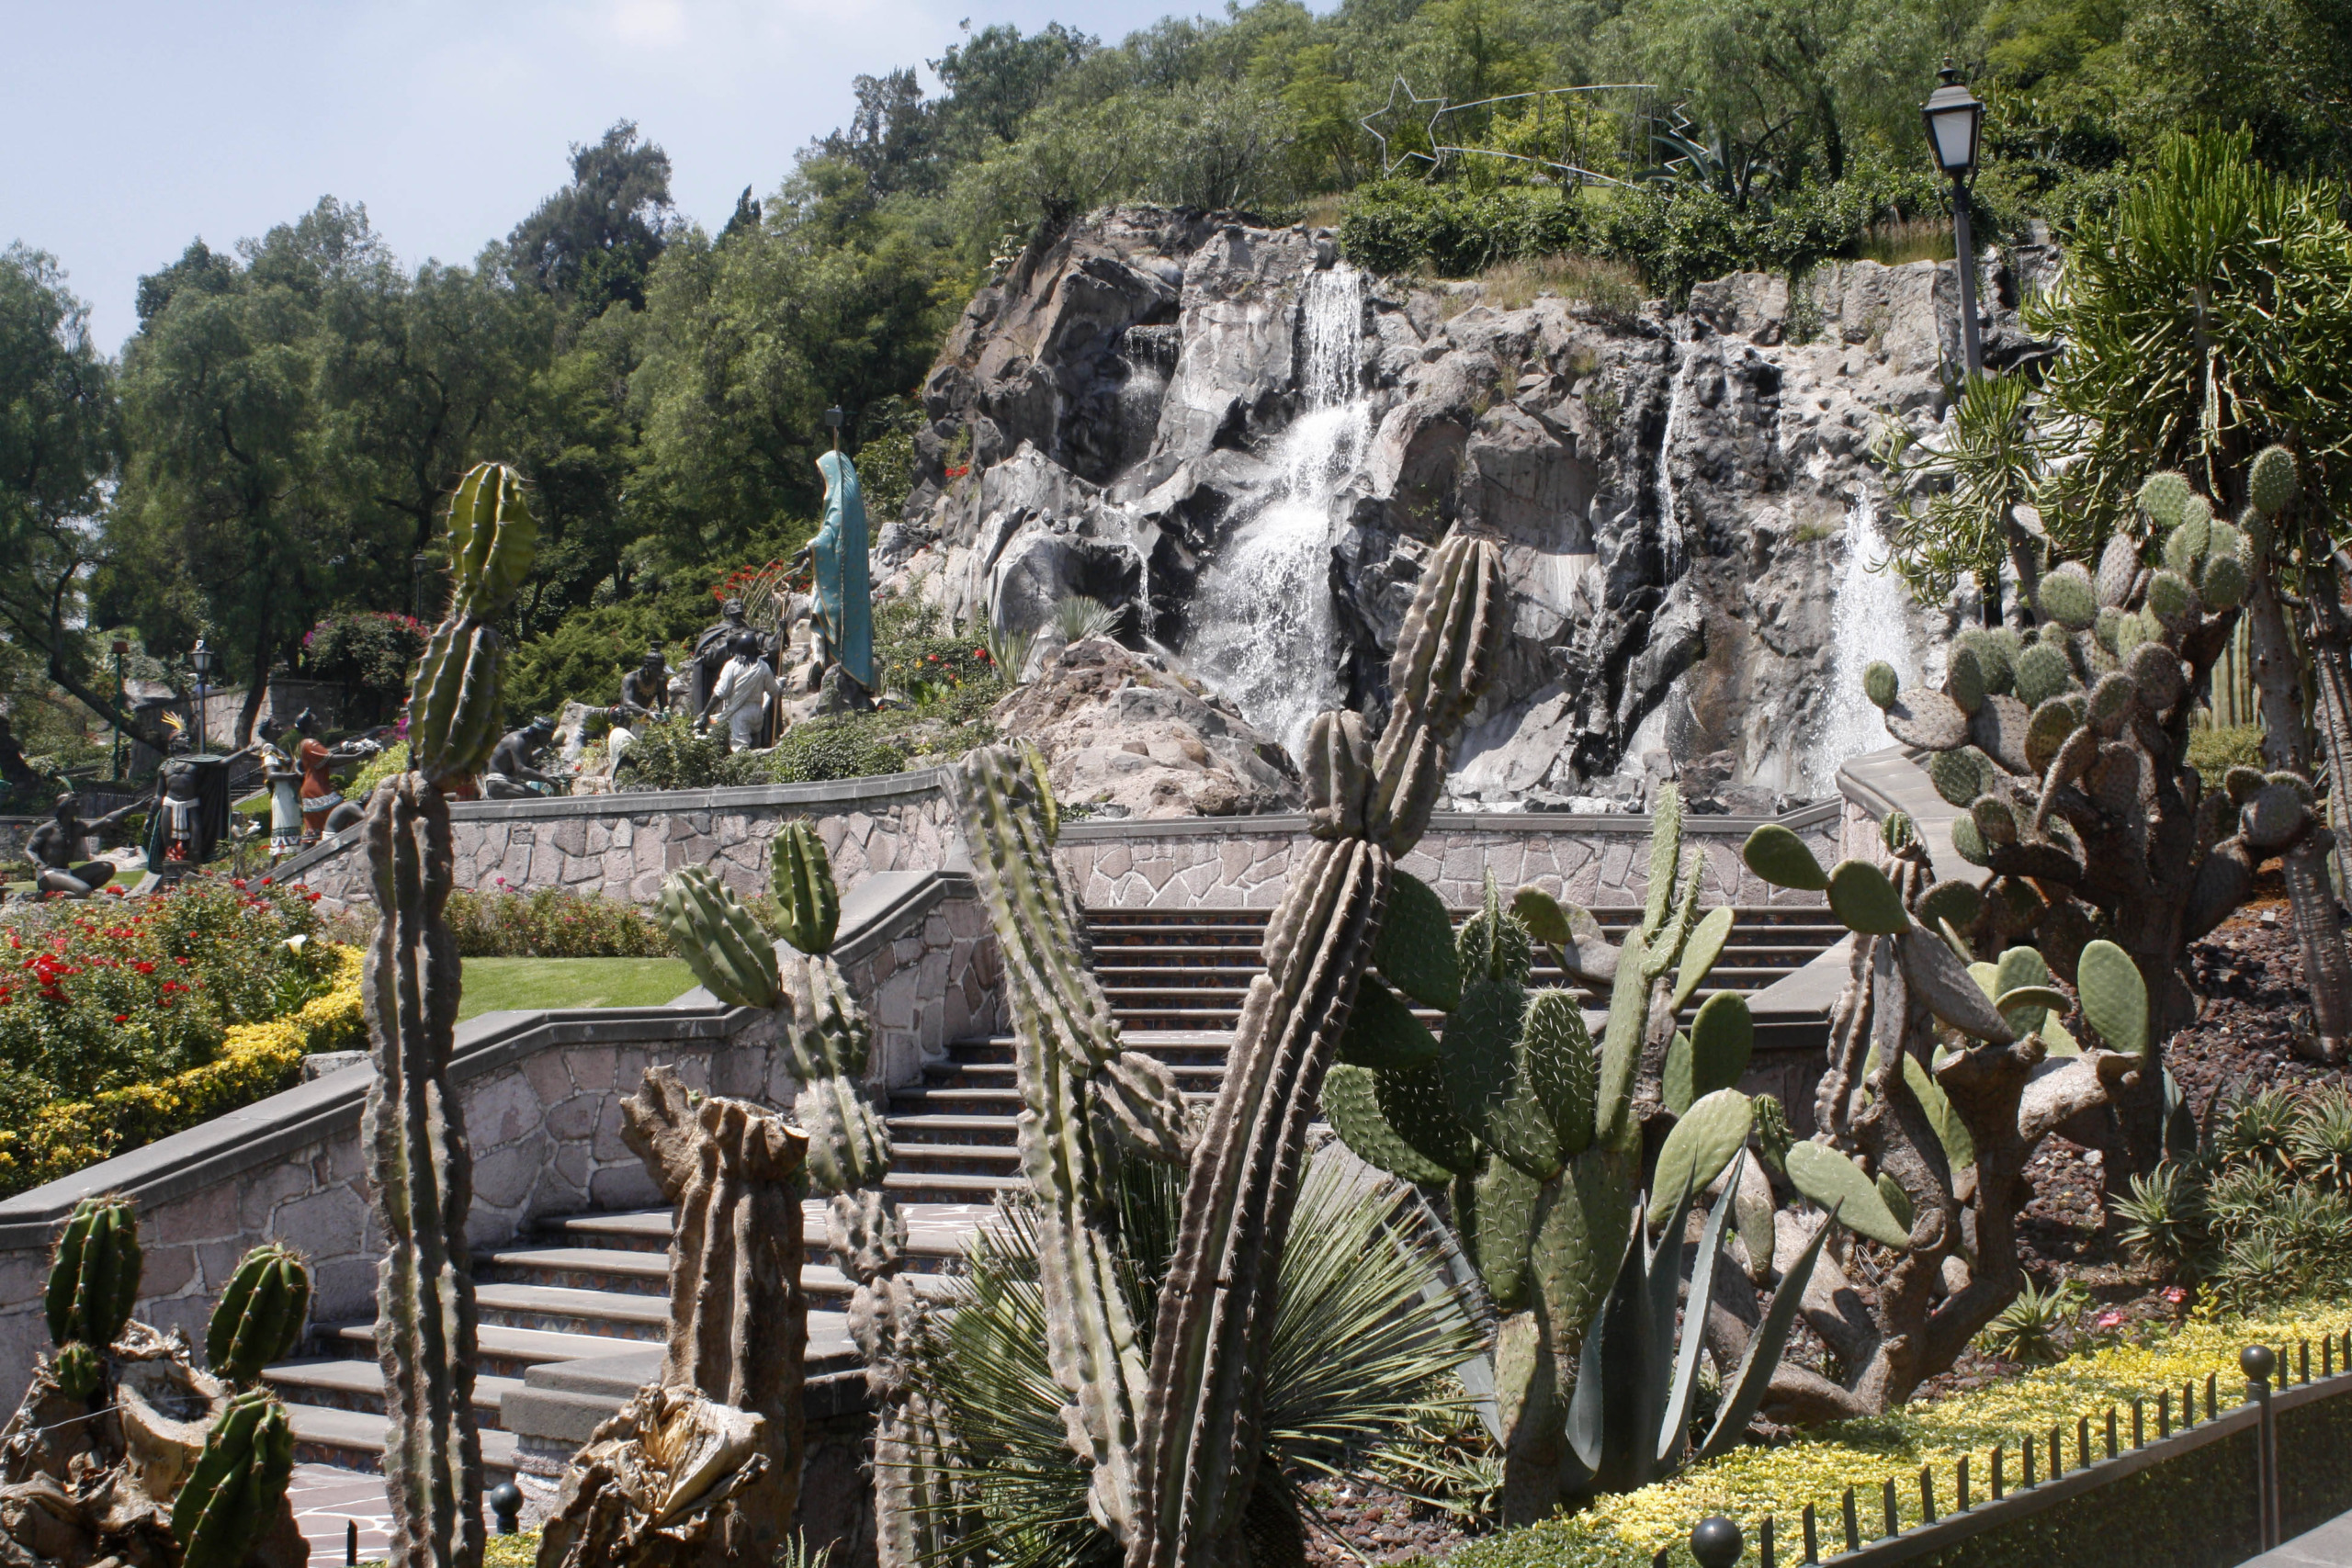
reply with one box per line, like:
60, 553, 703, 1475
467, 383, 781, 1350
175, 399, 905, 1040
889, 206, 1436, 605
2291, 1089, 2352, 1192
915, 1152, 1486, 1568
2214, 1087, 2304, 1174
1051, 595, 1122, 645
978, 618, 1038, 685
2111, 1164, 2206, 1278
1974, 1278, 2086, 1366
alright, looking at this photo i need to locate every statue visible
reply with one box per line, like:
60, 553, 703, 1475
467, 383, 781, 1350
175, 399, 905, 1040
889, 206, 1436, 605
619, 648, 673, 724
481, 716, 563, 798
294, 710, 371, 844
791, 451, 873, 711
143, 727, 237, 874
692, 599, 753, 716
254, 716, 307, 861
701, 632, 778, 753
27, 793, 143, 897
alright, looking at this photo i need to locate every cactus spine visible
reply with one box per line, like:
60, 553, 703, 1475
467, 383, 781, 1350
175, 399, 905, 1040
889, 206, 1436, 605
365, 462, 536, 1568
172, 1386, 297, 1568
46, 1193, 141, 1359
207, 1244, 312, 1389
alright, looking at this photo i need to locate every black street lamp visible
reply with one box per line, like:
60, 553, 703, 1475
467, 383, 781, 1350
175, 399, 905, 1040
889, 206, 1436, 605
110, 639, 128, 780
412, 551, 435, 624
1922, 61, 1986, 376
189, 638, 216, 754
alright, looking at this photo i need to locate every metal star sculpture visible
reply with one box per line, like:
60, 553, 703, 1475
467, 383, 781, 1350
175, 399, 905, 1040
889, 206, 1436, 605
1360, 76, 1449, 176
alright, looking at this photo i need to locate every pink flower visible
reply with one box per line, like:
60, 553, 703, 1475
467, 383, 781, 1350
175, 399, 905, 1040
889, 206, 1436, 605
2163, 1286, 2189, 1305
2095, 1310, 2128, 1331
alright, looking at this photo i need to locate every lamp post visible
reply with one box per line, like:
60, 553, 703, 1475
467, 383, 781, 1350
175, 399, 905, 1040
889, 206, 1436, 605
825, 404, 845, 452
1921, 61, 1986, 376
189, 638, 216, 754
412, 551, 435, 624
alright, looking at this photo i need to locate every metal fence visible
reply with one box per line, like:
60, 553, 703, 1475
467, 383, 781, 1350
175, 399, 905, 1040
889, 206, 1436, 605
1682, 1334, 2352, 1568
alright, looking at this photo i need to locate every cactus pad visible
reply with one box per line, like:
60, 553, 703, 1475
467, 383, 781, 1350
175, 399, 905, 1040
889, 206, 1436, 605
1946, 645, 1985, 714
1955, 627, 2016, 694
2086, 671, 2137, 735
2199, 550, 2248, 610
2139, 470, 2192, 529
1322, 1064, 1456, 1188
1950, 814, 1991, 867
2248, 445, 2300, 516
1864, 660, 1899, 710
1374, 1055, 1483, 1176
2126, 642, 2186, 714
1828, 861, 1909, 935
1741, 823, 1827, 891
2241, 783, 2313, 852
2013, 642, 2075, 709
770, 819, 842, 955
1646, 1089, 1755, 1228
1521, 987, 1599, 1160
1509, 885, 1572, 946
2075, 939, 2147, 1055
1969, 694, 2031, 774
2036, 562, 2098, 629
1874, 1175, 1917, 1236
1672, 905, 1735, 1010
208, 1243, 311, 1387
1784, 1141, 1910, 1247
1882, 690, 1969, 750
2146, 569, 2194, 626
2096, 534, 2140, 607
1900, 927, 2017, 1043
1337, 975, 1442, 1071
1475, 1156, 1542, 1314
1990, 946, 2053, 1033
1917, 877, 1985, 931
1687, 991, 1754, 1100
1883, 810, 1918, 853
1444, 978, 1561, 1180
1374, 869, 1461, 1010
1928, 747, 1992, 808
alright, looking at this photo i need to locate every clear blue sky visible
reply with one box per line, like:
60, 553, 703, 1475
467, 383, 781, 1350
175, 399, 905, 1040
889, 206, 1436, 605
3, 1, 1204, 355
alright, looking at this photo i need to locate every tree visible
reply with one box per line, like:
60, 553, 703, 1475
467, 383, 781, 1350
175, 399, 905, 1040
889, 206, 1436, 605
107, 202, 403, 746
507, 120, 676, 315
0, 246, 150, 749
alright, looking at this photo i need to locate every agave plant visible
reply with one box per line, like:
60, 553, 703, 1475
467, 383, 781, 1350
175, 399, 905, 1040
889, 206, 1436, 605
916, 1150, 1486, 1568
1051, 595, 1122, 645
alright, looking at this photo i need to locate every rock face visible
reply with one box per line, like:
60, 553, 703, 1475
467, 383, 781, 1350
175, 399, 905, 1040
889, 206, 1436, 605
993, 636, 1302, 818
885, 206, 2044, 809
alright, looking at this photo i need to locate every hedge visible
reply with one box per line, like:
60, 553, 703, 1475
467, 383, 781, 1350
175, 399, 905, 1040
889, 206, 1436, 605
1451, 1302, 2352, 1568
0, 943, 365, 1196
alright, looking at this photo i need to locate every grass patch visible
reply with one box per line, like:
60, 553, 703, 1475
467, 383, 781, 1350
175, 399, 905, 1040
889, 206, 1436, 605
1476, 253, 1645, 317
1854, 217, 1954, 265
457, 956, 695, 1020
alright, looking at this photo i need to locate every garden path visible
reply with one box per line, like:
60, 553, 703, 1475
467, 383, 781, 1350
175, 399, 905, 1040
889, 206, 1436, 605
2241, 1510, 2352, 1568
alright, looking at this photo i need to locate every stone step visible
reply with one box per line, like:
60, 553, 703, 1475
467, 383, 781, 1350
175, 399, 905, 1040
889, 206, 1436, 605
539, 1205, 986, 1265
475, 1282, 670, 1342
287, 1402, 518, 1477
888, 1142, 1023, 1177
265, 1358, 518, 1427
882, 1169, 1023, 1200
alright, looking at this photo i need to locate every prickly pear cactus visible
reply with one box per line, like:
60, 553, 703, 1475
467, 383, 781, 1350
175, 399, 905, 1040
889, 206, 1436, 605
1855, 472, 2281, 1160
207, 1244, 311, 1388
364, 462, 537, 1568
173, 1388, 297, 1568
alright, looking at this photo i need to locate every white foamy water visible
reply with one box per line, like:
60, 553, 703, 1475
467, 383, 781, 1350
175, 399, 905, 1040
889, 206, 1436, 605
1811, 491, 1923, 791
1185, 265, 1369, 759
1657, 333, 1693, 579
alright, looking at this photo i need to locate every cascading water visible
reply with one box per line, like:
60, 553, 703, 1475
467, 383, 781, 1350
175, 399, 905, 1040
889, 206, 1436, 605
1656, 332, 1693, 579
1184, 265, 1369, 759
1811, 490, 1923, 790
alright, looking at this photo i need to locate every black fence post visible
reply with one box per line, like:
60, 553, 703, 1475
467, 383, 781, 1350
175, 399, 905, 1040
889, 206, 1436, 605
1843, 1486, 1860, 1551
1957, 1453, 1970, 1510
2246, 1344, 2280, 1551
1884, 1477, 1900, 1539
1761, 1514, 1776, 1568
1921, 1465, 1937, 1525
2106, 1406, 2118, 1459
1803, 1502, 1819, 1563
1992, 1445, 2005, 1500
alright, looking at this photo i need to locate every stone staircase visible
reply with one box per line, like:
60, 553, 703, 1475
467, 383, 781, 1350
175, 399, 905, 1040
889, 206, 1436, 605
266, 902, 1841, 1473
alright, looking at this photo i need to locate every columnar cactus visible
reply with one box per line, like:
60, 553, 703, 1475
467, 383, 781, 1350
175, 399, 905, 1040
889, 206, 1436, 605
173, 1387, 297, 1568
207, 1244, 312, 1388
1857, 468, 2285, 1160
47, 1193, 141, 1371
952, 746, 1189, 1542
364, 461, 536, 1568
1739, 811, 2152, 1416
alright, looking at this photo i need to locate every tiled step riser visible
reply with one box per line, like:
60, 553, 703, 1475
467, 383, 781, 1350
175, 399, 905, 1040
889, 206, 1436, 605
290, 1440, 518, 1478
267, 1381, 507, 1430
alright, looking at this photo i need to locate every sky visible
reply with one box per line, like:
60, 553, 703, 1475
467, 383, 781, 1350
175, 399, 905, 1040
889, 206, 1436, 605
3, 0, 1207, 355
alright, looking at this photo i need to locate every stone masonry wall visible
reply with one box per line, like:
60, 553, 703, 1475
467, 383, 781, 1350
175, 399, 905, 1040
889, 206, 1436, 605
277, 771, 960, 908
1057, 808, 1842, 910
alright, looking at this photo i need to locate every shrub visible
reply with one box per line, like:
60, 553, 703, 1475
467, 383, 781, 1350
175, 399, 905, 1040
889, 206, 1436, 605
444, 884, 671, 958
0, 942, 363, 1198
2, 874, 344, 1111
2188, 724, 2266, 777
728, 716, 910, 785
302, 612, 427, 719
343, 739, 408, 807
614, 714, 726, 792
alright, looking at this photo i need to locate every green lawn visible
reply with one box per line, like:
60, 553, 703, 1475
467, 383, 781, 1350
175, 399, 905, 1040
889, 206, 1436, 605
457, 956, 697, 1020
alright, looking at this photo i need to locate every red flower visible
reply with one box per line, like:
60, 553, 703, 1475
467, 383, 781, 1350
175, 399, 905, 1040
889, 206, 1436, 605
106, 886, 124, 897
134, 962, 155, 975
113, 1014, 129, 1025
975, 649, 990, 661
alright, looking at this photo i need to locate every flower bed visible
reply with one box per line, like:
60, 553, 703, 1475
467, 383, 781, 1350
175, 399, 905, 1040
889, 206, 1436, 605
1452, 1302, 2352, 1568
0, 875, 360, 1197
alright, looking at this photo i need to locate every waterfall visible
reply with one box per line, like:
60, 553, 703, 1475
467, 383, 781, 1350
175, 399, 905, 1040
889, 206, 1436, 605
1656, 333, 1693, 580
1184, 265, 1369, 760
1811, 491, 1923, 791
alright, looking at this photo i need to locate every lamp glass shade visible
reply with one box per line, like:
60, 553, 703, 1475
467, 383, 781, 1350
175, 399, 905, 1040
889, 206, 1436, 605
1922, 85, 1983, 175
189, 641, 215, 678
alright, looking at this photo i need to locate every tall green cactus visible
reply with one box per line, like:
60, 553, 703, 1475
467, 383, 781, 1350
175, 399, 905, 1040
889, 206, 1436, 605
1857, 471, 2279, 1163
364, 461, 536, 1568
1130, 532, 1508, 1568
207, 1243, 312, 1388
173, 1387, 297, 1568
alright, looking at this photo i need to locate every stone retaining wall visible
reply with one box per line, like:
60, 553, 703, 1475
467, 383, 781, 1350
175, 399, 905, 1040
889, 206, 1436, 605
274, 769, 961, 908
1057, 803, 1843, 909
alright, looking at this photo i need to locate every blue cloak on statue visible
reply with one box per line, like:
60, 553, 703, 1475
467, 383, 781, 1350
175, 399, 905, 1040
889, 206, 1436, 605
812, 450, 874, 689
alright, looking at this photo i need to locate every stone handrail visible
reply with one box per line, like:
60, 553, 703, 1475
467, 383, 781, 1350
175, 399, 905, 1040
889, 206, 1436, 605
0, 863, 1001, 1408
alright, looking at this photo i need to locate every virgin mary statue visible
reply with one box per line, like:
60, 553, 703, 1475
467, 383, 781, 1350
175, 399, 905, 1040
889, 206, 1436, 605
797, 450, 874, 701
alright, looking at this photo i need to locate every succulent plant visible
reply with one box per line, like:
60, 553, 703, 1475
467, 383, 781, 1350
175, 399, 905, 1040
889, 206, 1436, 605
173, 1388, 297, 1568
206, 1243, 312, 1388
364, 463, 538, 1568
655, 865, 784, 1008
770, 818, 842, 955
46, 1193, 141, 1353
50, 1339, 101, 1403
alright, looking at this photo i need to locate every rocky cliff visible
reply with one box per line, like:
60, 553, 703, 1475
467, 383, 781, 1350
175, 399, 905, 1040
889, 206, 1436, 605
885, 206, 2045, 812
